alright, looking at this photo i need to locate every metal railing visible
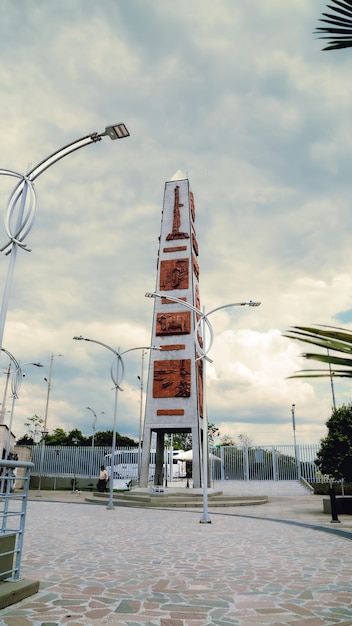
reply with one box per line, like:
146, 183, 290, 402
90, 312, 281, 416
0, 459, 33, 581
24, 444, 322, 484
210, 444, 320, 482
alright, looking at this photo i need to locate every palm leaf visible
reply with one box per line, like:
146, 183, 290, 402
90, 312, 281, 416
288, 371, 352, 379
303, 352, 352, 367
284, 323, 352, 381
283, 329, 352, 355
316, 1, 352, 50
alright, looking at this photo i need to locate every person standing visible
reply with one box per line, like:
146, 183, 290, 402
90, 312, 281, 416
97, 465, 109, 492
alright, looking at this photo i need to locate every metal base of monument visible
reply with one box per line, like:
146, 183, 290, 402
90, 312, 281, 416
85, 487, 268, 509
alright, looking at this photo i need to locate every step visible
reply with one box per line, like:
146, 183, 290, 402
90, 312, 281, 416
84, 493, 268, 508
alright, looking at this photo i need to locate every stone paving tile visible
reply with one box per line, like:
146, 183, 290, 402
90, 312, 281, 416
0, 493, 351, 625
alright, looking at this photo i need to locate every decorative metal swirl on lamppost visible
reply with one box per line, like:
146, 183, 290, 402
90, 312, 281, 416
0, 348, 43, 459
73, 336, 160, 510
0, 123, 129, 357
145, 291, 261, 524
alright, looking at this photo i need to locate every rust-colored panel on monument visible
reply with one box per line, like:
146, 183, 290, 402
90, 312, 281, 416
159, 258, 189, 291
153, 359, 191, 398
192, 254, 199, 280
161, 296, 187, 305
190, 191, 195, 222
192, 233, 199, 256
163, 246, 187, 253
160, 344, 186, 351
156, 311, 191, 336
166, 185, 190, 241
157, 409, 185, 416
197, 360, 203, 418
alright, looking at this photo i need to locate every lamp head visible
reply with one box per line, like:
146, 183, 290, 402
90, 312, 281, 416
73, 335, 87, 341
145, 292, 156, 298
248, 301, 261, 307
104, 123, 129, 140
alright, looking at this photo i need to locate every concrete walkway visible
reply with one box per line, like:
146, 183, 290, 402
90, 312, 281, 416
0, 482, 351, 625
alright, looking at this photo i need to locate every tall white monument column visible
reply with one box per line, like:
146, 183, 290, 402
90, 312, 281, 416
140, 176, 203, 488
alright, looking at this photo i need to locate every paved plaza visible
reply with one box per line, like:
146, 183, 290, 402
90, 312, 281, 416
0, 482, 352, 625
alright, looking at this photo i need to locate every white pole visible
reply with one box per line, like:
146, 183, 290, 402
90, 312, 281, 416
107, 348, 121, 510
200, 306, 211, 523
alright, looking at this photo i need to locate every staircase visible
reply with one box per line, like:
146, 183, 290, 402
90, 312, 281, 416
85, 491, 268, 508
84, 480, 312, 508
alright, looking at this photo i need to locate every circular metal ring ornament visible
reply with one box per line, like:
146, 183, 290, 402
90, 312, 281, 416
0, 169, 37, 254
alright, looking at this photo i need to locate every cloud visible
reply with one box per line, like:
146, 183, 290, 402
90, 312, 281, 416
0, 0, 350, 447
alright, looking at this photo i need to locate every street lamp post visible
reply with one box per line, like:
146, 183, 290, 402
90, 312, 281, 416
0, 348, 43, 459
71, 437, 79, 493
291, 404, 301, 480
37, 353, 63, 496
137, 349, 148, 481
0, 362, 11, 426
86, 406, 102, 479
73, 336, 160, 510
0, 123, 129, 358
145, 291, 261, 524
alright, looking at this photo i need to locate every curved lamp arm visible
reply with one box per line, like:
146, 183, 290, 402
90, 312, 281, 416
145, 291, 261, 361
27, 123, 129, 183
145, 292, 214, 361
73, 336, 124, 389
86, 406, 98, 431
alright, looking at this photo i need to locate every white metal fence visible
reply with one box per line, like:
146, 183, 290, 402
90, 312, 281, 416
24, 444, 322, 483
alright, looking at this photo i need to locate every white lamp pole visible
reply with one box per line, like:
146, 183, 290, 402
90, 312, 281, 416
73, 336, 160, 510
137, 349, 148, 481
0, 123, 129, 358
291, 403, 301, 480
145, 291, 261, 523
37, 353, 62, 496
86, 406, 98, 479
0, 348, 43, 459
0, 362, 11, 426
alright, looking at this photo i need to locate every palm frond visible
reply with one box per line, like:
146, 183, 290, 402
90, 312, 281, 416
284, 323, 352, 382
287, 371, 352, 379
316, 1, 352, 50
302, 352, 352, 367
283, 325, 352, 355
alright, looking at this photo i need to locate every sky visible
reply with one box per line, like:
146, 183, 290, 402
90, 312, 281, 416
0, 0, 350, 448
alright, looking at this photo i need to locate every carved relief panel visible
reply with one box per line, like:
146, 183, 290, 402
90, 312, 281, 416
159, 258, 189, 291
166, 185, 190, 241
156, 311, 191, 336
153, 359, 191, 398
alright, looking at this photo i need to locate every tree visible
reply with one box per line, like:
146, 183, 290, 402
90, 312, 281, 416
45, 428, 69, 446
22, 414, 44, 444
208, 422, 220, 445
17, 425, 137, 448
220, 434, 236, 446
93, 430, 137, 448
66, 429, 89, 446
220, 432, 254, 447
164, 423, 220, 451
316, 403, 352, 481
237, 433, 254, 447
164, 433, 192, 450
316, 1, 352, 51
